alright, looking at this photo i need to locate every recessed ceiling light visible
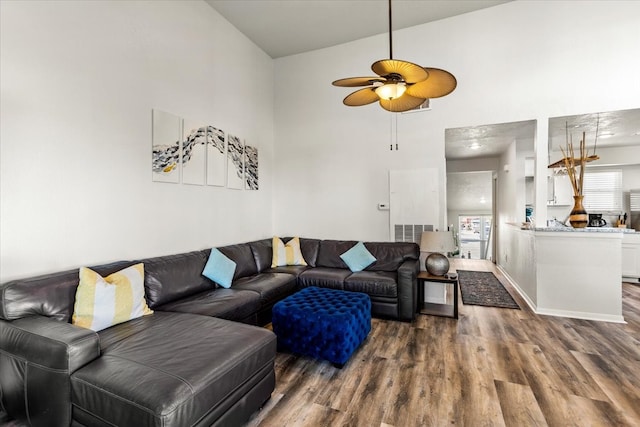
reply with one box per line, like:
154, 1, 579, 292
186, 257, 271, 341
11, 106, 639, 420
599, 132, 615, 138
468, 142, 482, 150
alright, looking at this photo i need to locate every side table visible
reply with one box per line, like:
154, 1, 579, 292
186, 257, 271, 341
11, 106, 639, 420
417, 271, 458, 319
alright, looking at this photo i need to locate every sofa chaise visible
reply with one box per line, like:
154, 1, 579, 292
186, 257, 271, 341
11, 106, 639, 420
0, 238, 419, 426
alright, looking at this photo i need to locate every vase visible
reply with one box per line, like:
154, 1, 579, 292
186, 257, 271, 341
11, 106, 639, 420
569, 195, 588, 228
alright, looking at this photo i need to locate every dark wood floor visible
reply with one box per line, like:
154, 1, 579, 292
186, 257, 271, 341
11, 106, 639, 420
246, 259, 640, 427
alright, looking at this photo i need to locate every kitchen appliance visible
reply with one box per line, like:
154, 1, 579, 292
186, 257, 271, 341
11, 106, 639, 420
588, 214, 607, 227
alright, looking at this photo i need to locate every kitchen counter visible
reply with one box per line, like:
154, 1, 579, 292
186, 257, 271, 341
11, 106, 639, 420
501, 223, 625, 323
532, 226, 635, 233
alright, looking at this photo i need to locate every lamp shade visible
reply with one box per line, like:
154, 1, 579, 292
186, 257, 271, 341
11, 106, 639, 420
420, 231, 455, 254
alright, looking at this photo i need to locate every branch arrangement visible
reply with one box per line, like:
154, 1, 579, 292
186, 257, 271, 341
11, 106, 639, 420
560, 131, 587, 197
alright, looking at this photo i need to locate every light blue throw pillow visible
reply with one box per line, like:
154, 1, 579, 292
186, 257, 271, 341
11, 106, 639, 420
202, 248, 236, 288
340, 242, 377, 272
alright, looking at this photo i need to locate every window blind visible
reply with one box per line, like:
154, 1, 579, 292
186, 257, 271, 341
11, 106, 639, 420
631, 190, 640, 211
582, 169, 623, 212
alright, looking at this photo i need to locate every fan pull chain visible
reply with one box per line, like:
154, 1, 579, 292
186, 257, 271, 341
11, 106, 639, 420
395, 113, 399, 150
388, 113, 400, 150
390, 113, 399, 150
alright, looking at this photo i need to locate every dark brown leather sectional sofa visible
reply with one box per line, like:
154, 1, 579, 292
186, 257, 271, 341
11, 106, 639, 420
0, 238, 419, 426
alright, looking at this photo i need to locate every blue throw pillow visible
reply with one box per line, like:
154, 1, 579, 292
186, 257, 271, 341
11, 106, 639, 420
340, 242, 377, 272
202, 248, 236, 288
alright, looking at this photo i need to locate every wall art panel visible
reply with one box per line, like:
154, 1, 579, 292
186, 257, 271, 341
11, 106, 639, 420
181, 119, 206, 186
152, 109, 181, 183
206, 125, 226, 186
244, 144, 258, 190
227, 134, 244, 190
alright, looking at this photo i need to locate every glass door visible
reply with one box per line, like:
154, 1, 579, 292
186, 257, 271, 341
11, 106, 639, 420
457, 215, 493, 260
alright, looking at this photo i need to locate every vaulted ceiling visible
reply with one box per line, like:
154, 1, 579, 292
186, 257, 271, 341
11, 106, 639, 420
205, 0, 511, 58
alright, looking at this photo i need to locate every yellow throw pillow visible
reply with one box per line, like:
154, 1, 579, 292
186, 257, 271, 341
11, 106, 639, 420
72, 263, 153, 332
271, 237, 308, 268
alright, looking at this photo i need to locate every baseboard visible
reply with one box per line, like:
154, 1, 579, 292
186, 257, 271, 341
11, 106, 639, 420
535, 307, 626, 324
495, 265, 537, 312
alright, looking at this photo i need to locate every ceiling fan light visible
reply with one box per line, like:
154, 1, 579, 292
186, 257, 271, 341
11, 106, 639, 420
375, 82, 406, 100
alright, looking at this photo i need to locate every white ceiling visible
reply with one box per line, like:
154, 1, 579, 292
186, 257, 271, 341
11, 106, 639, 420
205, 0, 511, 59
445, 120, 536, 160
445, 108, 640, 161
548, 108, 640, 153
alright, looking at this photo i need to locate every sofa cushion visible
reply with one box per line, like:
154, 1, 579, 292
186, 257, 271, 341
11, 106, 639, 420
299, 238, 321, 268
344, 271, 398, 298
71, 312, 276, 427
248, 238, 273, 272
340, 242, 377, 272
232, 273, 298, 309
0, 261, 136, 322
72, 263, 153, 332
155, 288, 260, 322
143, 250, 212, 308
298, 267, 351, 290
217, 243, 259, 280
202, 248, 236, 288
364, 242, 420, 271
316, 240, 357, 269
271, 237, 307, 267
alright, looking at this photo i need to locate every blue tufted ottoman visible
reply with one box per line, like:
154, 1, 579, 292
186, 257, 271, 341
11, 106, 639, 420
272, 287, 371, 367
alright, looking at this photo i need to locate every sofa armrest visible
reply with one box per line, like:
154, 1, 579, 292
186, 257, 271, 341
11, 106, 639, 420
396, 259, 419, 321
0, 315, 100, 426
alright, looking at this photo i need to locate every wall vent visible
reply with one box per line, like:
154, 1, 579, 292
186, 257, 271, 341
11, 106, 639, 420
394, 224, 433, 243
401, 99, 431, 114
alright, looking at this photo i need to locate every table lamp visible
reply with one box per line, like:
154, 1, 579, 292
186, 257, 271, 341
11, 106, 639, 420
420, 231, 455, 276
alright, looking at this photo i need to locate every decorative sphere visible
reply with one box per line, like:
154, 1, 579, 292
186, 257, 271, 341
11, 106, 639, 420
426, 253, 450, 276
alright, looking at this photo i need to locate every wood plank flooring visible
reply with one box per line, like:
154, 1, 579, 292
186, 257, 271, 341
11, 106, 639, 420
246, 259, 640, 427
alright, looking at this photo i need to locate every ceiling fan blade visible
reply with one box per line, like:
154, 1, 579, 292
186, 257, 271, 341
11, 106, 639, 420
343, 88, 379, 106
332, 76, 385, 87
379, 93, 426, 112
406, 68, 457, 98
371, 59, 428, 83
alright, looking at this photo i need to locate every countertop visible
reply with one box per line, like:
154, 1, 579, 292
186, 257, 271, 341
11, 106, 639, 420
507, 222, 636, 233
532, 226, 636, 233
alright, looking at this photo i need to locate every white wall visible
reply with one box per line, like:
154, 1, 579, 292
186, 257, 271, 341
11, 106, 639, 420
0, 1, 275, 281
3, 1, 640, 282
272, 0, 640, 244
446, 171, 493, 240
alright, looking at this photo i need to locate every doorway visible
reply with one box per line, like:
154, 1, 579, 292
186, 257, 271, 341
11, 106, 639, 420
446, 171, 494, 260
445, 120, 536, 268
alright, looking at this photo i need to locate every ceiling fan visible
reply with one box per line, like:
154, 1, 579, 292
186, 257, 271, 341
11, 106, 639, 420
332, 0, 457, 113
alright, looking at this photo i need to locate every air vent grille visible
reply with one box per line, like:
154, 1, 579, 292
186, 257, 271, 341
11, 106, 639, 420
394, 224, 433, 243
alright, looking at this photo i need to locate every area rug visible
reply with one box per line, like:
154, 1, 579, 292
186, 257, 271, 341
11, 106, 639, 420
457, 270, 520, 309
